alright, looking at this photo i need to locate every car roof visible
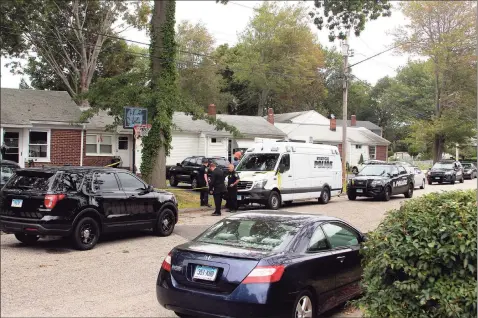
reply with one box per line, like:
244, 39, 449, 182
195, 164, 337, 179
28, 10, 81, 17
226, 210, 343, 223
1, 160, 20, 167
17, 166, 127, 173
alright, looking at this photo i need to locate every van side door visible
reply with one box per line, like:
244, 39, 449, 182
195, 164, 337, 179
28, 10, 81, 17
277, 153, 294, 201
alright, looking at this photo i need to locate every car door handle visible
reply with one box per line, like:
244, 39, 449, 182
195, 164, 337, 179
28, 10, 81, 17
129, 195, 137, 199
336, 256, 346, 262
288, 175, 292, 177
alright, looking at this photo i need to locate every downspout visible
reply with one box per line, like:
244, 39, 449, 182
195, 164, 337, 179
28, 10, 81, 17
80, 124, 85, 166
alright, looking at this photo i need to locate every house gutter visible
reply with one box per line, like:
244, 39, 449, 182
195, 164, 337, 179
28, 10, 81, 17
80, 124, 85, 166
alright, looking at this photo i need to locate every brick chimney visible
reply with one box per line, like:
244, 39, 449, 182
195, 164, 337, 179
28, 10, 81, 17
351, 114, 357, 126
267, 108, 274, 125
208, 104, 216, 118
330, 115, 336, 131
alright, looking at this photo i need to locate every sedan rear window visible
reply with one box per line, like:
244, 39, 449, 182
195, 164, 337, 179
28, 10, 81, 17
5, 171, 56, 191
196, 219, 299, 252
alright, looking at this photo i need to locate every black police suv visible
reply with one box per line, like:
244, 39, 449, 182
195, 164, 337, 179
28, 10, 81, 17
347, 163, 414, 201
427, 160, 464, 185
0, 166, 178, 250
1, 159, 20, 187
169, 156, 229, 189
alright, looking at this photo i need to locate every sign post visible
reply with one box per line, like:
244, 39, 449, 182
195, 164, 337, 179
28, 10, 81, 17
123, 107, 148, 174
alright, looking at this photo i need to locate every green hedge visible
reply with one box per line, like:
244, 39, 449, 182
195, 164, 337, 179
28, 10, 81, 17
359, 190, 477, 317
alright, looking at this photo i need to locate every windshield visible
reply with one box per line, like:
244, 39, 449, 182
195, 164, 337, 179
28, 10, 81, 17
433, 163, 454, 169
236, 153, 280, 172
358, 165, 394, 176
211, 158, 229, 167
462, 163, 473, 168
5, 171, 56, 191
196, 218, 299, 252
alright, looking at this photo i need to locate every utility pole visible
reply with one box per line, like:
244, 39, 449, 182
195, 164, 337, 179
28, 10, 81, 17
341, 30, 351, 192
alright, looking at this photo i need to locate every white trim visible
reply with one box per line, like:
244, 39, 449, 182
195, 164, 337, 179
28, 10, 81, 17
80, 128, 84, 166
27, 129, 51, 163
1, 124, 33, 128
30, 121, 82, 126
85, 133, 114, 156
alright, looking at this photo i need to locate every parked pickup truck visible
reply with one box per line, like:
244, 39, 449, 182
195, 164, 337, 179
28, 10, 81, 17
169, 156, 230, 189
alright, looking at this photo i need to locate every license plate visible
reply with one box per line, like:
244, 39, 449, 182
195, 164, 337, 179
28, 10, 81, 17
356, 189, 363, 193
193, 265, 218, 281
237, 195, 242, 200
434, 177, 440, 180
11, 199, 23, 208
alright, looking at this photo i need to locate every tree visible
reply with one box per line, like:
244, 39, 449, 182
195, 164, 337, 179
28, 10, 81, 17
309, 0, 392, 41
176, 21, 232, 113
230, 2, 325, 116
0, 0, 150, 104
18, 78, 31, 89
394, 1, 477, 162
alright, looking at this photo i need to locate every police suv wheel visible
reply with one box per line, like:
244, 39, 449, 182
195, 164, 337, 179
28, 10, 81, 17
169, 175, 178, 187
318, 187, 330, 204
72, 217, 100, 251
382, 186, 391, 201
450, 176, 455, 185
154, 208, 175, 237
267, 191, 281, 210
404, 184, 413, 198
347, 192, 356, 201
460, 176, 464, 183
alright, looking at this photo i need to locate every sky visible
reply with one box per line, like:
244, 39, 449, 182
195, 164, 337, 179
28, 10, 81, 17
0, 0, 412, 89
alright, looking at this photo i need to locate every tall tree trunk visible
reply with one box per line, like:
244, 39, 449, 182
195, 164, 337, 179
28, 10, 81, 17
432, 68, 443, 163
149, 0, 169, 188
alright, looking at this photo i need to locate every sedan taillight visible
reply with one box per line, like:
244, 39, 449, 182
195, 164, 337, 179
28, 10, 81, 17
162, 252, 172, 272
44, 194, 66, 209
242, 265, 285, 284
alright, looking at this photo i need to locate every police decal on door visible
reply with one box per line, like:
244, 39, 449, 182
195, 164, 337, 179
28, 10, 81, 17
393, 179, 407, 187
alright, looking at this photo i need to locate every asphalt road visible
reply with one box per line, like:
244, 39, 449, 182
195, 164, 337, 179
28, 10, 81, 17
1, 179, 476, 318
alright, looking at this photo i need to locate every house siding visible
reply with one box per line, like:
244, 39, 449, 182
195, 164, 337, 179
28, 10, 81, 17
350, 144, 369, 166
206, 137, 228, 159
167, 133, 201, 166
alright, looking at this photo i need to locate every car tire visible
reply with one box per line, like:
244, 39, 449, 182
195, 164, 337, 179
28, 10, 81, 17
267, 191, 281, 210
474, 172, 477, 179
14, 233, 39, 245
404, 183, 414, 198
450, 176, 455, 185
318, 187, 330, 204
352, 167, 359, 174
420, 179, 425, 189
292, 290, 316, 318
460, 175, 464, 183
174, 312, 192, 318
347, 191, 356, 200
153, 208, 176, 237
169, 175, 178, 187
72, 217, 100, 251
191, 177, 198, 190
381, 186, 391, 201
428, 180, 433, 185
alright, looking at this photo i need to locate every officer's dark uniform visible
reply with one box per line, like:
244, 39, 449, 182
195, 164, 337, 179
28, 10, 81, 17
227, 171, 240, 212
209, 168, 227, 215
198, 164, 209, 206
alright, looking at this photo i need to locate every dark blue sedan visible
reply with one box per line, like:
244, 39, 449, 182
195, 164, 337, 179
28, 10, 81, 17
156, 211, 365, 318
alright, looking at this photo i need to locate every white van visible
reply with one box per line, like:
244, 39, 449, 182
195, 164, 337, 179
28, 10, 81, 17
235, 141, 343, 209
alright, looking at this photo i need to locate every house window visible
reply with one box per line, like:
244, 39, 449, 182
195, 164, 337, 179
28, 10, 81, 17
211, 138, 217, 143
369, 146, 376, 159
29, 130, 49, 159
86, 134, 113, 155
118, 136, 128, 150
355, 145, 362, 149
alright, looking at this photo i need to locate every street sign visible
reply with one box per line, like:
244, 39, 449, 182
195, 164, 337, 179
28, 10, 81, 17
123, 107, 148, 129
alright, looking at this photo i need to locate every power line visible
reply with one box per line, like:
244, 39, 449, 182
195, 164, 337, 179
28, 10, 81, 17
349, 43, 408, 68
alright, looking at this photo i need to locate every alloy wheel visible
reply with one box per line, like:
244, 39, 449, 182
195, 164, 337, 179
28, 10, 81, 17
80, 223, 96, 245
161, 213, 173, 233
295, 295, 313, 318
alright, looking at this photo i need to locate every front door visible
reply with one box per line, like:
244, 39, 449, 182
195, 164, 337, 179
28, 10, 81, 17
3, 131, 20, 163
116, 135, 131, 169
277, 154, 294, 201
322, 222, 363, 304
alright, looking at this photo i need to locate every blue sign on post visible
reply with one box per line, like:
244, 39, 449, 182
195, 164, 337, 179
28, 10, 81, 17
123, 107, 148, 129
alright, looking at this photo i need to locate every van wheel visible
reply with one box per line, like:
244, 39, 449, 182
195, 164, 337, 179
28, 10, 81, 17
153, 208, 175, 237
267, 191, 281, 210
72, 217, 100, 251
318, 187, 330, 204
14, 233, 40, 245
420, 179, 425, 189
169, 175, 178, 187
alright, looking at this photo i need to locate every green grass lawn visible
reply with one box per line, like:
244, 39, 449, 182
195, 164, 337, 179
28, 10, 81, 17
168, 188, 201, 210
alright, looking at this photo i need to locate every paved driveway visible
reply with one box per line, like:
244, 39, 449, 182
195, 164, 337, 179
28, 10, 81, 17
1, 180, 475, 317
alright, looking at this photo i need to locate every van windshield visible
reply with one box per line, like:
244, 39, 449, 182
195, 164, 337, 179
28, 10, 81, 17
236, 153, 280, 172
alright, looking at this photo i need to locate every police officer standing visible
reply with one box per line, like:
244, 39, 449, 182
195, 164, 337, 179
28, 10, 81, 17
226, 164, 240, 213
209, 162, 227, 216
198, 158, 211, 207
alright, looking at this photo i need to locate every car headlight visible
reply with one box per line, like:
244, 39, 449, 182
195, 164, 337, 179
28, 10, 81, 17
371, 180, 385, 187
253, 179, 268, 189
445, 171, 453, 175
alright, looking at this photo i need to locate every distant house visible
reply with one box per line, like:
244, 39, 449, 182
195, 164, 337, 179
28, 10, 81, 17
272, 110, 383, 136
270, 110, 390, 165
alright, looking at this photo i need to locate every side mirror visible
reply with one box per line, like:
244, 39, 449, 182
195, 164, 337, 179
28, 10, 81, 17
393, 173, 398, 178
278, 164, 286, 174
147, 185, 154, 192
176, 163, 181, 167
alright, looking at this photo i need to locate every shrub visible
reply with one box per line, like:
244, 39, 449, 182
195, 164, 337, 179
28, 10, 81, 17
358, 190, 477, 318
